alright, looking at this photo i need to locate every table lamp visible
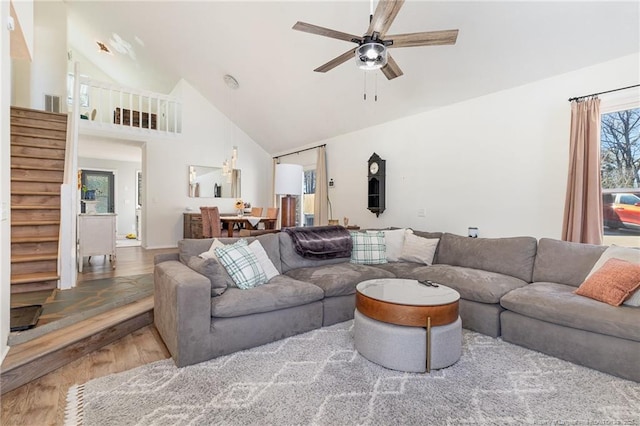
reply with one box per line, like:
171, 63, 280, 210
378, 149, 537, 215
275, 163, 303, 228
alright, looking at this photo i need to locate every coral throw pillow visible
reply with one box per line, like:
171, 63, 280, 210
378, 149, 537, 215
575, 258, 640, 306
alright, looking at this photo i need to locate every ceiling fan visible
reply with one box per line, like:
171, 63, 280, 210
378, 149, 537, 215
292, 0, 458, 80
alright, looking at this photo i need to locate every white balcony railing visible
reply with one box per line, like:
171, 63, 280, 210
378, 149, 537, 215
74, 76, 182, 136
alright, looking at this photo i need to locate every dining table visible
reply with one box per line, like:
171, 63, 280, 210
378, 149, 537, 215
219, 216, 278, 237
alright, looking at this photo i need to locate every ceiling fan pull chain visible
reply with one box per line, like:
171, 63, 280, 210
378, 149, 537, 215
375, 73, 378, 102
363, 73, 367, 101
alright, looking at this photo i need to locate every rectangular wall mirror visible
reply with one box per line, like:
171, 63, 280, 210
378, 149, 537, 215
188, 165, 241, 198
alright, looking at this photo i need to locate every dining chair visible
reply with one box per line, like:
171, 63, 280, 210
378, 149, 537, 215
200, 206, 221, 238
250, 207, 263, 217
264, 207, 279, 229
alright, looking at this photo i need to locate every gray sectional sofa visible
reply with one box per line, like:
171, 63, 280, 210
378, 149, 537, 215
153, 230, 640, 382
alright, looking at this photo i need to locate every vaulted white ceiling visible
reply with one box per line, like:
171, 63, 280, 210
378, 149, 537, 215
66, 1, 640, 155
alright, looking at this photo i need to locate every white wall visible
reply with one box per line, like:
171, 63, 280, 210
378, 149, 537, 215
24, 0, 66, 110
320, 53, 640, 239
78, 157, 141, 238
1, 0, 12, 364
143, 79, 272, 248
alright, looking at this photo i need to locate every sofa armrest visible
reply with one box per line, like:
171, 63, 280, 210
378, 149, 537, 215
154, 260, 211, 367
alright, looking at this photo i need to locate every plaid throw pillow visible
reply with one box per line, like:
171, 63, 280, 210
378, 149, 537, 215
350, 231, 387, 265
215, 239, 267, 289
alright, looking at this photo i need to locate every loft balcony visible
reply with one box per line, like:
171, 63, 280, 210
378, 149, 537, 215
73, 76, 182, 141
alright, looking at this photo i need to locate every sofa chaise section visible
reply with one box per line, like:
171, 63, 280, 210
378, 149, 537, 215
500, 238, 640, 382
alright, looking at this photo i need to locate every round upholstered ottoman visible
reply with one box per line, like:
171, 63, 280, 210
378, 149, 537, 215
353, 278, 462, 373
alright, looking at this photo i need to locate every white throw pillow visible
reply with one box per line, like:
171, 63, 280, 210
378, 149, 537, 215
214, 239, 267, 289
587, 245, 640, 307
368, 228, 410, 262
248, 240, 280, 281
399, 233, 439, 265
199, 239, 225, 259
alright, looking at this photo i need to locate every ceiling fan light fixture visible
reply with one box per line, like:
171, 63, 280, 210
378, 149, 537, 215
355, 42, 387, 70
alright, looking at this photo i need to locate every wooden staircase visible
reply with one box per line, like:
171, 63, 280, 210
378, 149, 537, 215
10, 107, 67, 294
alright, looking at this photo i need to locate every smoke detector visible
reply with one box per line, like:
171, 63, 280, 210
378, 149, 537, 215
223, 74, 239, 90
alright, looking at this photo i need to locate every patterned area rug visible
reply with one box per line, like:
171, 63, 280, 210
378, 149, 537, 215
65, 321, 640, 425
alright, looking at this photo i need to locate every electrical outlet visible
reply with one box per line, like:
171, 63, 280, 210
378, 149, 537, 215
417, 208, 425, 217
468, 227, 478, 238
329, 178, 335, 188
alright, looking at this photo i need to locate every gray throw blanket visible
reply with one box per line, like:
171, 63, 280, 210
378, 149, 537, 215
284, 226, 353, 259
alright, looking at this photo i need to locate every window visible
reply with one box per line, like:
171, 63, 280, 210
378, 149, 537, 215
601, 106, 640, 246
303, 169, 316, 226
67, 73, 90, 107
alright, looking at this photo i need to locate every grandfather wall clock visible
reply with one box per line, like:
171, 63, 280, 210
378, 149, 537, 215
367, 153, 386, 217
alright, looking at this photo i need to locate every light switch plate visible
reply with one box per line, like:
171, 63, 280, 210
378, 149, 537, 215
1, 202, 8, 221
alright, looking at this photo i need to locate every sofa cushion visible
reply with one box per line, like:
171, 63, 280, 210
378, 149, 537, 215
574, 258, 640, 306
279, 232, 349, 273
215, 240, 267, 289
285, 263, 395, 297
370, 261, 426, 278
351, 231, 387, 264
500, 282, 640, 342
210, 275, 324, 318
186, 256, 233, 296
436, 233, 537, 282
532, 238, 606, 287
398, 233, 439, 265
409, 264, 528, 304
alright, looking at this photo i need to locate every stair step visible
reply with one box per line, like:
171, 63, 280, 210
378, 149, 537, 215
12, 164, 64, 172
11, 253, 58, 263
11, 241, 59, 255
12, 190, 61, 196
10, 106, 67, 122
10, 156, 65, 170
11, 128, 67, 141
10, 272, 59, 285
11, 195, 60, 208
12, 220, 60, 226
11, 236, 59, 243
11, 168, 63, 181
11, 145, 66, 160
10, 116, 67, 131
11, 205, 60, 210
11, 259, 57, 275
0, 296, 153, 394
11, 134, 67, 150
11, 224, 59, 239
12, 181, 62, 193
10, 281, 57, 294
11, 176, 62, 183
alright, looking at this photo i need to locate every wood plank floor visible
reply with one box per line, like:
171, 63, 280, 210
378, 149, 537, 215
0, 325, 170, 426
2, 246, 176, 425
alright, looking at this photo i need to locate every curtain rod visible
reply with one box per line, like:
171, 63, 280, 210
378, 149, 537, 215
273, 144, 326, 160
568, 84, 640, 102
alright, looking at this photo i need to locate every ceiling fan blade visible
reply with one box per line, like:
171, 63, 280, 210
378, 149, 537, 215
293, 21, 362, 44
367, 0, 405, 38
387, 29, 459, 48
314, 48, 356, 73
381, 54, 403, 80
